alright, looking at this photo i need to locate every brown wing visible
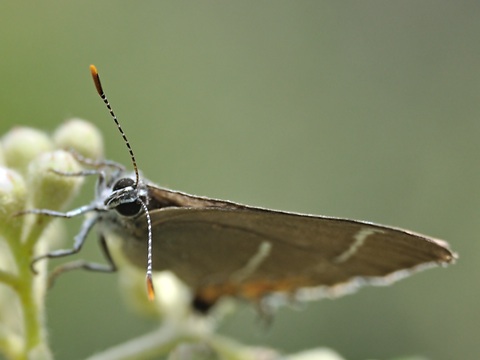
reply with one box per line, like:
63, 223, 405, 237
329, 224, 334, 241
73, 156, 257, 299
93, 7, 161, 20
121, 186, 455, 306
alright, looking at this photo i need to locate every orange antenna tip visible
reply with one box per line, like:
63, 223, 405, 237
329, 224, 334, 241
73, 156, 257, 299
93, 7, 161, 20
89, 64, 98, 76
89, 65, 103, 97
146, 274, 155, 301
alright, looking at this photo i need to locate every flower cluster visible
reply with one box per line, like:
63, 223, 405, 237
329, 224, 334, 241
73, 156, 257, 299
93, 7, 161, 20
0, 119, 102, 359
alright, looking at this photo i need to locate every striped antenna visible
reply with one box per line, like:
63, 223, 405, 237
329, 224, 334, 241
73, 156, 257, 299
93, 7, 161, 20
90, 65, 155, 300
90, 65, 140, 187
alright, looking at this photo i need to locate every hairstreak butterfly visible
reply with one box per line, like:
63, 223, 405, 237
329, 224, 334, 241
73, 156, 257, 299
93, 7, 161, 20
30, 65, 456, 312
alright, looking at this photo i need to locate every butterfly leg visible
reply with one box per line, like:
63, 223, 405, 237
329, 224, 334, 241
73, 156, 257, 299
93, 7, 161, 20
30, 212, 99, 273
66, 148, 125, 171
47, 234, 117, 288
48, 168, 103, 177
48, 148, 125, 179
20, 203, 100, 220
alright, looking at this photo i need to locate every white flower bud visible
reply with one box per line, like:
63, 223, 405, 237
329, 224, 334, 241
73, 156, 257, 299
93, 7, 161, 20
104, 232, 191, 320
1, 128, 53, 175
53, 118, 104, 161
27, 150, 83, 212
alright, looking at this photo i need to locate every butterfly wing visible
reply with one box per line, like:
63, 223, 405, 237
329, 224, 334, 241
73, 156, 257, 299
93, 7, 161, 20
119, 186, 455, 306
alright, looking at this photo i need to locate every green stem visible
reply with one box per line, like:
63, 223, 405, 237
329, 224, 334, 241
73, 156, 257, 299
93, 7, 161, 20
5, 228, 50, 359
17, 267, 41, 352
24, 216, 50, 250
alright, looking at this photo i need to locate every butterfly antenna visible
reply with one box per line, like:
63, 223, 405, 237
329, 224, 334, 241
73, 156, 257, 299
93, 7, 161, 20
90, 64, 155, 300
90, 64, 140, 187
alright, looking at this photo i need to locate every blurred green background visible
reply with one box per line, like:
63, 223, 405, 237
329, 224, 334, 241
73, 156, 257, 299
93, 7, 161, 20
1, 2, 478, 359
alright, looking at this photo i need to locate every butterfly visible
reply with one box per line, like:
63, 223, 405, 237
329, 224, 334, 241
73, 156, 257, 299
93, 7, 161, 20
30, 65, 456, 312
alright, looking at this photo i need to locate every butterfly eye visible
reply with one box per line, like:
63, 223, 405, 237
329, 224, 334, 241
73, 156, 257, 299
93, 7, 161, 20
115, 201, 142, 217
111, 178, 142, 216
113, 177, 135, 191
